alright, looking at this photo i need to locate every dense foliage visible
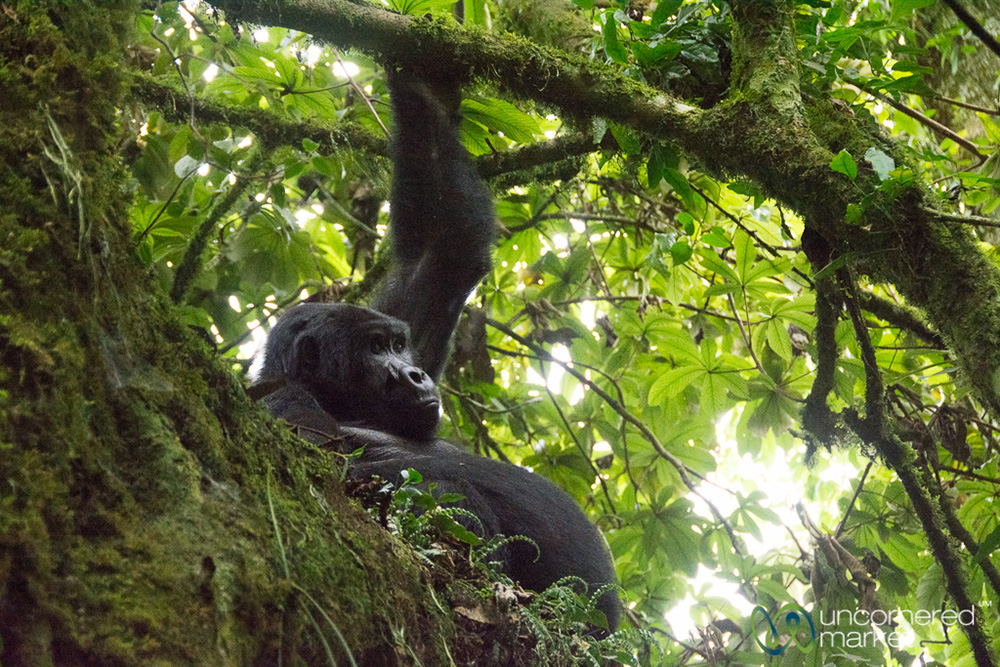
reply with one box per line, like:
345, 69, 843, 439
127, 1, 999, 664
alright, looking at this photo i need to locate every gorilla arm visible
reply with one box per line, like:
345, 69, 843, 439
371, 72, 496, 382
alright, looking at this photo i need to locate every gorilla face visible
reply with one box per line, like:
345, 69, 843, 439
261, 303, 441, 440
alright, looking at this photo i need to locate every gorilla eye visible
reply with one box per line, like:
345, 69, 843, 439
369, 338, 385, 355
391, 338, 406, 354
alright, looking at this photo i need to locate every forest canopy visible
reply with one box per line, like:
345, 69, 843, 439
2, 0, 1000, 665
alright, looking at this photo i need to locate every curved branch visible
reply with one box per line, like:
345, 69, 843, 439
134, 74, 611, 181
857, 291, 946, 349
206, 0, 706, 147
840, 268, 997, 667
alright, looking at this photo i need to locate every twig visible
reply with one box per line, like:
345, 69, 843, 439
936, 465, 1000, 485
928, 209, 1000, 229
333, 47, 389, 137
689, 182, 813, 285
138, 163, 200, 242
834, 461, 873, 539
942, 0, 1000, 61
539, 378, 618, 515
148, 22, 201, 141
875, 90, 987, 161
726, 292, 765, 375
928, 94, 1000, 116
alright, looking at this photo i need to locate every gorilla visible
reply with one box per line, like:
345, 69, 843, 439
256, 71, 620, 632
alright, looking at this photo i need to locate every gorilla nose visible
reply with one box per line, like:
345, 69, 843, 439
401, 365, 435, 393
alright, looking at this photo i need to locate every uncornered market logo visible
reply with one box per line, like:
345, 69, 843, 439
752, 604, 817, 655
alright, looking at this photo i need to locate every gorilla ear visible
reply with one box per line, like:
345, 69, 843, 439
289, 333, 320, 379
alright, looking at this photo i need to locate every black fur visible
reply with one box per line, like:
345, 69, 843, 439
257, 72, 620, 632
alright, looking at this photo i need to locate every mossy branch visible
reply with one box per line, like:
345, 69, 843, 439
132, 72, 387, 156
857, 291, 945, 349
205, 0, 706, 146
134, 73, 605, 181
938, 492, 1000, 601
801, 273, 842, 448
170, 148, 265, 303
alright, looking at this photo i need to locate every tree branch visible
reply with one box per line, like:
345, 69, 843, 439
205, 0, 706, 149
132, 71, 386, 155
134, 73, 609, 181
942, 0, 1000, 61
170, 148, 265, 303
857, 291, 946, 349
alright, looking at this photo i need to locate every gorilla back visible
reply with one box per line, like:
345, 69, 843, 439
256, 71, 620, 632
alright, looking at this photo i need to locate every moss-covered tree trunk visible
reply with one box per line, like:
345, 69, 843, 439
0, 3, 508, 664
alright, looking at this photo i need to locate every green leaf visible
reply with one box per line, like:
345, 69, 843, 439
973, 525, 1000, 563
633, 40, 682, 67
864, 147, 895, 181
649, 0, 682, 25
610, 124, 641, 155
729, 179, 765, 208
698, 249, 740, 284
669, 239, 692, 265
461, 97, 540, 144
978, 112, 1000, 144
915, 563, 945, 612
463, 0, 489, 26
701, 228, 730, 248
830, 150, 858, 180
845, 203, 863, 224
649, 365, 705, 405
699, 374, 730, 416
387, 0, 454, 15
745, 503, 782, 525
663, 168, 699, 211
813, 254, 848, 282
734, 227, 755, 284
766, 320, 793, 361
891, 0, 934, 19
602, 13, 628, 64
646, 150, 666, 188
647, 233, 673, 279
677, 212, 695, 235
756, 578, 794, 604
173, 154, 200, 178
